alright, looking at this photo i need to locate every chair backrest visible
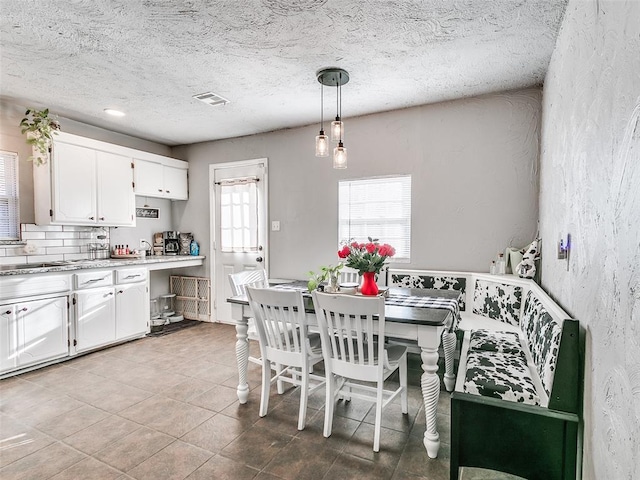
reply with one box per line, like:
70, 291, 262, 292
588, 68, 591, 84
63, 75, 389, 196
246, 286, 310, 364
229, 269, 268, 296
339, 267, 360, 284
312, 291, 386, 381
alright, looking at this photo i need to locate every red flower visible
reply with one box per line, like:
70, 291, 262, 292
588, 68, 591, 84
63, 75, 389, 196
365, 243, 376, 254
378, 244, 395, 257
337, 246, 350, 258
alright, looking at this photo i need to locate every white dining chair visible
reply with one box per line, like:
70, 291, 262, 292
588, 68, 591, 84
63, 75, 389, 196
311, 291, 408, 452
246, 286, 325, 430
339, 266, 360, 285
228, 269, 269, 366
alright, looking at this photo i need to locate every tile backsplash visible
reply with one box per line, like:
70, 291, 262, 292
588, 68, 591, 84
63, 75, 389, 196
0, 224, 110, 266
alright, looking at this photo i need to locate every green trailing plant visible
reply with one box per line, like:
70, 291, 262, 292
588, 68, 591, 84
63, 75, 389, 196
19, 108, 61, 165
307, 262, 344, 292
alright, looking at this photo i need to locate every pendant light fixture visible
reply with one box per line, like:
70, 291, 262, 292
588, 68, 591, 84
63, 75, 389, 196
316, 68, 349, 169
315, 81, 328, 157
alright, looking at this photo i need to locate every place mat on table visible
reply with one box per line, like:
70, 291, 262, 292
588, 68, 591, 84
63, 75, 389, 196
385, 293, 461, 331
273, 283, 308, 292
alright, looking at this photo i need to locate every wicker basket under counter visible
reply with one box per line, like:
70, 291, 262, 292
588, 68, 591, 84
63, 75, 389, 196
170, 276, 211, 321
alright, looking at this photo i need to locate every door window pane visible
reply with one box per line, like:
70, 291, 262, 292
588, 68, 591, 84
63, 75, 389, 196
220, 181, 258, 252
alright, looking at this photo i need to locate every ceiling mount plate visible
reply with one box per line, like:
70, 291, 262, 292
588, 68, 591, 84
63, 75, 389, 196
317, 68, 349, 87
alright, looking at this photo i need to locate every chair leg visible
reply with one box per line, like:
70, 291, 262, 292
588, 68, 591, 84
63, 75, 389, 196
259, 358, 271, 417
324, 374, 335, 438
298, 365, 309, 430
373, 381, 384, 452
276, 362, 285, 394
400, 355, 408, 414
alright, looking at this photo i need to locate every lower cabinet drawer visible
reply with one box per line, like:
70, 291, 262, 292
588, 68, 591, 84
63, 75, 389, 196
75, 270, 113, 289
115, 268, 147, 284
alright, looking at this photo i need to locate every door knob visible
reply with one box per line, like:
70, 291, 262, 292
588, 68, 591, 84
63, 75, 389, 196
256, 256, 263, 263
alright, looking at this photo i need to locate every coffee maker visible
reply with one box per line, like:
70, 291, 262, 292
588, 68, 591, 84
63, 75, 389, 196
163, 231, 180, 255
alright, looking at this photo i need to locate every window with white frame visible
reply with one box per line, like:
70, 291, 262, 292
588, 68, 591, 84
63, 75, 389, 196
338, 175, 411, 261
219, 179, 259, 252
0, 151, 20, 240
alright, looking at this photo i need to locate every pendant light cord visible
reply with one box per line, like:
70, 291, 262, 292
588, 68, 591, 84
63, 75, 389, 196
320, 82, 324, 131
338, 72, 343, 142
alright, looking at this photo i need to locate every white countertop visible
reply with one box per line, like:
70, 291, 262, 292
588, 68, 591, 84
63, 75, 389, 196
0, 255, 205, 277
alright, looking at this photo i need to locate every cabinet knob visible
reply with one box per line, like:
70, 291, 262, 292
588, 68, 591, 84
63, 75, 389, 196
89, 216, 95, 220
104, 292, 114, 297
99, 217, 105, 221
166, 190, 170, 193
118, 290, 124, 294
20, 307, 28, 312
3, 310, 11, 315
158, 189, 163, 192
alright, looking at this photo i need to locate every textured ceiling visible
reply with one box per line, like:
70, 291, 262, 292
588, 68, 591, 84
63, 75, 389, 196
1, 0, 567, 146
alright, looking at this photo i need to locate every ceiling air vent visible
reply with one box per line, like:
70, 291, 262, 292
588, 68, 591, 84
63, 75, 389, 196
193, 91, 230, 107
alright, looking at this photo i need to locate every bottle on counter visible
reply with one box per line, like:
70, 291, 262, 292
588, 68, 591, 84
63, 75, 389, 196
490, 260, 497, 275
190, 240, 199, 256
497, 253, 506, 275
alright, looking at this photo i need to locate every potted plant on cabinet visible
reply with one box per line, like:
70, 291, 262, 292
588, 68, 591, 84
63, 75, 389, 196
19, 108, 61, 165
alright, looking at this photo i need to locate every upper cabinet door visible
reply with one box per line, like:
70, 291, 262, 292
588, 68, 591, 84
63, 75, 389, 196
52, 142, 97, 224
133, 158, 188, 200
97, 151, 135, 226
163, 165, 188, 200
133, 158, 164, 197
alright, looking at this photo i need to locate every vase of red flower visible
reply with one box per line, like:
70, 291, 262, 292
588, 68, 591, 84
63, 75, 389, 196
337, 238, 396, 296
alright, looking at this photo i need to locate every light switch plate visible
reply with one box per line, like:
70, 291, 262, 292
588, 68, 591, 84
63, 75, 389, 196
271, 221, 280, 231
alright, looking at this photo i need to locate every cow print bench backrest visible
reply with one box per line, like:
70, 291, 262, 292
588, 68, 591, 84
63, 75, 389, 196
389, 274, 467, 311
472, 279, 522, 327
520, 290, 563, 397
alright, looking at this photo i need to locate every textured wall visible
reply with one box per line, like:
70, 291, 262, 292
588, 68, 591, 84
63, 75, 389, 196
540, 1, 640, 479
173, 88, 541, 281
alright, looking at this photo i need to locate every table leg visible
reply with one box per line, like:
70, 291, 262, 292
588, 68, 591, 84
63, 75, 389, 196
442, 330, 457, 392
235, 319, 250, 404
419, 329, 442, 458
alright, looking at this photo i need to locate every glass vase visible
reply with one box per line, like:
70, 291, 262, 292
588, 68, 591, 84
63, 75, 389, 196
360, 272, 379, 296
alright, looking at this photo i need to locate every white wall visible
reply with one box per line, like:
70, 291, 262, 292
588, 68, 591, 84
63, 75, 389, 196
540, 1, 640, 479
173, 88, 542, 281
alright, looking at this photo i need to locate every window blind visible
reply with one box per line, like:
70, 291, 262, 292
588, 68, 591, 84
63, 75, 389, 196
338, 175, 411, 261
219, 181, 258, 252
0, 151, 20, 240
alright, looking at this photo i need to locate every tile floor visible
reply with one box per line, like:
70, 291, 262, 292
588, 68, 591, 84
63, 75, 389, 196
0, 322, 519, 480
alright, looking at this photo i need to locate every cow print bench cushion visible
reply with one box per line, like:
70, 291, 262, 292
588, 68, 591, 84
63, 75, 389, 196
463, 350, 541, 405
468, 329, 524, 357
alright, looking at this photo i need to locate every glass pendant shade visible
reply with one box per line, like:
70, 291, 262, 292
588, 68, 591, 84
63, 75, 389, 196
330, 119, 343, 142
333, 142, 347, 169
315, 131, 329, 157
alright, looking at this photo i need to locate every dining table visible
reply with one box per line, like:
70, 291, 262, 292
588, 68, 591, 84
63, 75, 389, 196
227, 282, 461, 459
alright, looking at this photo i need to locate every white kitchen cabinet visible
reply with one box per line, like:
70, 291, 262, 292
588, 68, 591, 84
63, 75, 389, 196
115, 268, 149, 340
51, 141, 97, 224
34, 132, 136, 227
133, 157, 188, 200
75, 286, 116, 353
0, 296, 69, 375
96, 151, 136, 225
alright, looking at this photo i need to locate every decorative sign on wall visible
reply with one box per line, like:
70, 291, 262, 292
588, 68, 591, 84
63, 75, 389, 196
136, 207, 159, 218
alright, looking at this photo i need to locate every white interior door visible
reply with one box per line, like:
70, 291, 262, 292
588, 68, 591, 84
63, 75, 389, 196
210, 159, 268, 323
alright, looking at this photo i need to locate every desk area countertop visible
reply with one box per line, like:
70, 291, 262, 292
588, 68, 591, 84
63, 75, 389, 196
0, 255, 205, 276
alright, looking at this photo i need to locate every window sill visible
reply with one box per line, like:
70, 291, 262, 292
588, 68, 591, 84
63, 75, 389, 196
0, 240, 26, 246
